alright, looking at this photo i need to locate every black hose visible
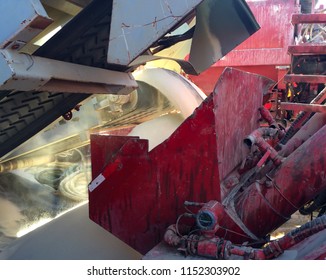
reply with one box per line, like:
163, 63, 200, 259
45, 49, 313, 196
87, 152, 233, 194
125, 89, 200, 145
279, 111, 310, 145
276, 214, 326, 251
318, 206, 326, 217
299, 189, 326, 215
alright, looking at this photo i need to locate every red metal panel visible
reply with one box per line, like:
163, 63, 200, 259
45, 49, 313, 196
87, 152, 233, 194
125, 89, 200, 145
213, 0, 297, 64
189, 0, 298, 94
213, 68, 275, 188
188, 65, 278, 95
90, 134, 139, 178
89, 97, 220, 254
89, 68, 274, 254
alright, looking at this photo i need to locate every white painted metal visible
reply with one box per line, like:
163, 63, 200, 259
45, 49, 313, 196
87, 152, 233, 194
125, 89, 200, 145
129, 68, 206, 150
0, 0, 53, 50
107, 0, 203, 66
133, 68, 205, 118
0, 50, 138, 95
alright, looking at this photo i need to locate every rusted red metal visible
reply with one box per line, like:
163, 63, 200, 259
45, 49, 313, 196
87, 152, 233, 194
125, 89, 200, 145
244, 127, 283, 166
188, 0, 297, 94
284, 74, 326, 84
159, 92, 326, 258
292, 13, 326, 24
217, 124, 326, 244
213, 69, 274, 187
258, 106, 282, 129
89, 96, 221, 254
88, 68, 273, 254
288, 45, 326, 55
280, 113, 326, 157
162, 215, 326, 260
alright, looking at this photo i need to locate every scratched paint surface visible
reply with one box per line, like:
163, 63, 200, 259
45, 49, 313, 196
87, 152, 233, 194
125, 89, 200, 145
190, 0, 298, 93
0, 0, 52, 49
89, 68, 273, 254
107, 0, 203, 66
214, 68, 274, 188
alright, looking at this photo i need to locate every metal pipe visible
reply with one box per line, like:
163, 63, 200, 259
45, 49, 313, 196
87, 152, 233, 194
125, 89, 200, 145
279, 86, 326, 145
258, 106, 279, 129
0, 155, 55, 172
281, 102, 326, 113
244, 127, 283, 166
164, 214, 326, 260
174, 125, 326, 245
163, 225, 182, 247
280, 112, 326, 156
231, 124, 326, 242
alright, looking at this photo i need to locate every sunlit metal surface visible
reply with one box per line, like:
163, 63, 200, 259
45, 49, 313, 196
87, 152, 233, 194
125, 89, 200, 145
0, 0, 52, 51
189, 0, 259, 73
0, 50, 137, 94
107, 0, 203, 66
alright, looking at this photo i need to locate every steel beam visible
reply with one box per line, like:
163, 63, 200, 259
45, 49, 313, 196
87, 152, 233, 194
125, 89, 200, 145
284, 74, 326, 84
281, 102, 326, 113
0, 0, 53, 51
0, 50, 137, 94
292, 13, 326, 24
288, 45, 326, 55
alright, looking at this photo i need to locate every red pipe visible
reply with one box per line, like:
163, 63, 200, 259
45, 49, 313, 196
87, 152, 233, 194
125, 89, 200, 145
167, 124, 326, 245
164, 215, 326, 260
280, 113, 326, 157
244, 127, 283, 166
259, 106, 279, 129
226, 124, 326, 243
164, 225, 182, 247
281, 102, 326, 113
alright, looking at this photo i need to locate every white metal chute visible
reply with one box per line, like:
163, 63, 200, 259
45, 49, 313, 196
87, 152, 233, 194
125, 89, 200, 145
129, 68, 206, 150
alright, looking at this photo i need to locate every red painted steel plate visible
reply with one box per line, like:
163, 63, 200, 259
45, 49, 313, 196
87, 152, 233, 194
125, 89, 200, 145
89, 68, 274, 254
214, 68, 275, 191
189, 0, 297, 94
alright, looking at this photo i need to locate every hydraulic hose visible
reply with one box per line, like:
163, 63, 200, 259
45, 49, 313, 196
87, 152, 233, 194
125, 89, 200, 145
164, 215, 326, 260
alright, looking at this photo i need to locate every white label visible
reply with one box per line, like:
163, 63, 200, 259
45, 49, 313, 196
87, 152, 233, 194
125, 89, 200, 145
88, 173, 105, 192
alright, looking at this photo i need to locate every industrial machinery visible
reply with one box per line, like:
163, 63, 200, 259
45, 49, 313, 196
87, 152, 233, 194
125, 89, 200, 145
0, 0, 325, 260
88, 0, 326, 260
